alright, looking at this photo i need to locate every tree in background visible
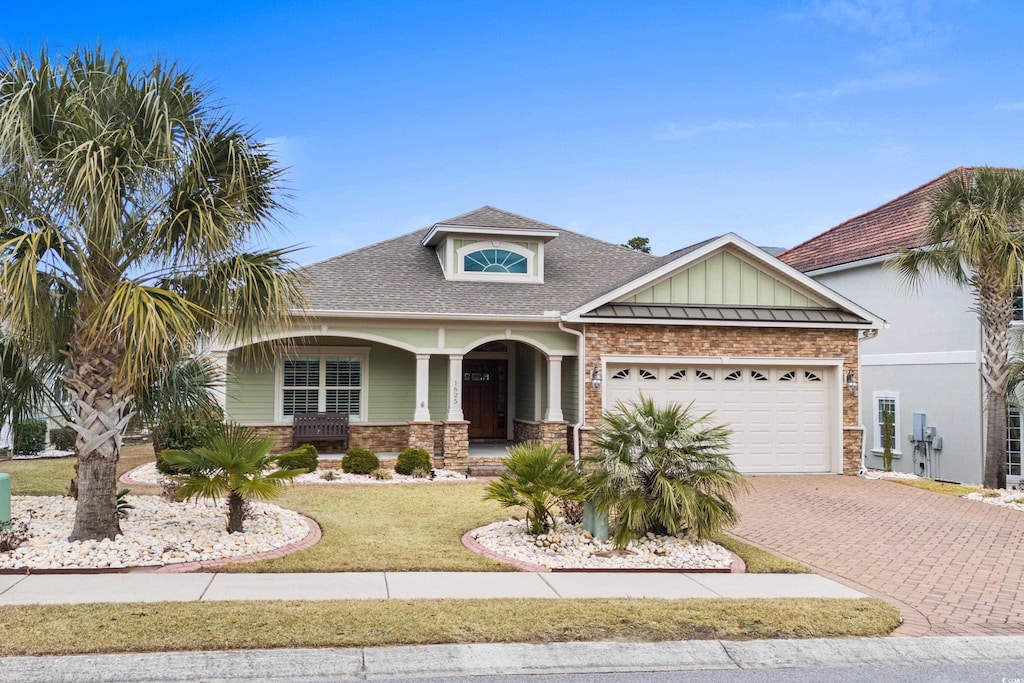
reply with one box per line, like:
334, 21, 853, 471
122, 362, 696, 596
623, 236, 651, 253
0, 46, 304, 540
890, 167, 1024, 490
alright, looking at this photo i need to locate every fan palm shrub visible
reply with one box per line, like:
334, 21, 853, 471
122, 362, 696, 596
588, 396, 747, 549
484, 441, 586, 535
162, 424, 304, 533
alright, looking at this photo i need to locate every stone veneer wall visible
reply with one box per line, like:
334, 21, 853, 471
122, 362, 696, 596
583, 324, 862, 474
249, 423, 410, 455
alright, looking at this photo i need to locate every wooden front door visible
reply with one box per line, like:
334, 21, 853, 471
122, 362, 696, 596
463, 359, 507, 439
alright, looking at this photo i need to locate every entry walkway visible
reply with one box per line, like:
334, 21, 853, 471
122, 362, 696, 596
0, 570, 864, 605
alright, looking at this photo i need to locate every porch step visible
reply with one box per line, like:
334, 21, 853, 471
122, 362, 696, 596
466, 463, 508, 477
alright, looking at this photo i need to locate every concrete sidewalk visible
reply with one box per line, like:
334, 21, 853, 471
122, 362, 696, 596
0, 570, 865, 605
3, 636, 1024, 682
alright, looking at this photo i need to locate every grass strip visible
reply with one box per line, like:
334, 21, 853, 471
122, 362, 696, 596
887, 478, 981, 497
714, 534, 809, 574
0, 598, 900, 657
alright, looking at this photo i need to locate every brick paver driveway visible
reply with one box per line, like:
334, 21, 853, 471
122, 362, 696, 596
731, 475, 1024, 636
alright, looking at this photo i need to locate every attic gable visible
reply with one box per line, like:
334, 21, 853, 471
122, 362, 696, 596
617, 248, 828, 308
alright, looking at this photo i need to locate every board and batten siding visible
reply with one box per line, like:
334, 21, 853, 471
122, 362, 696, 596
620, 250, 823, 307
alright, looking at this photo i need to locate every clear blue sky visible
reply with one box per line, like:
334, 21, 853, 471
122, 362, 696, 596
4, 1, 1023, 261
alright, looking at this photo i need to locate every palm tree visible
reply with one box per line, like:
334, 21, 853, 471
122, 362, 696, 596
890, 167, 1024, 490
133, 355, 224, 456
483, 441, 585, 535
162, 424, 303, 533
588, 396, 746, 549
0, 334, 68, 436
0, 46, 303, 540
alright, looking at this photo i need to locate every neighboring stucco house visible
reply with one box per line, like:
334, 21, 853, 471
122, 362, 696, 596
780, 168, 1021, 486
211, 206, 881, 474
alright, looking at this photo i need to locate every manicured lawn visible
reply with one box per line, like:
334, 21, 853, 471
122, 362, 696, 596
0, 443, 159, 496
220, 482, 513, 572
2, 446, 809, 573
0, 597, 901, 656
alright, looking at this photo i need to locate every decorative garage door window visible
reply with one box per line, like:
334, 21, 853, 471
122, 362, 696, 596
282, 353, 366, 420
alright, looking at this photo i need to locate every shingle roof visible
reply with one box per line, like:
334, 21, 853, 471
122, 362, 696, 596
779, 168, 972, 272
583, 303, 869, 325
434, 205, 561, 232
299, 207, 657, 316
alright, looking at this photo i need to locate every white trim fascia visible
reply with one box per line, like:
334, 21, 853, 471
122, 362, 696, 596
297, 309, 562, 322
561, 316, 876, 330
421, 224, 559, 246
566, 232, 885, 327
862, 350, 978, 366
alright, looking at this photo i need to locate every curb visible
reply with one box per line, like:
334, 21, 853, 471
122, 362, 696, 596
3, 636, 1024, 682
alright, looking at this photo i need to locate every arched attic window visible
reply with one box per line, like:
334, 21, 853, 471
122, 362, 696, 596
455, 241, 537, 280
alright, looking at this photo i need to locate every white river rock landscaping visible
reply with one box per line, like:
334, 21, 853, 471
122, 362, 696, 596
2, 495, 309, 570
469, 519, 734, 570
964, 489, 1024, 512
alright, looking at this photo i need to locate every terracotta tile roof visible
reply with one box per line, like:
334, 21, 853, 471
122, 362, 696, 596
779, 168, 972, 272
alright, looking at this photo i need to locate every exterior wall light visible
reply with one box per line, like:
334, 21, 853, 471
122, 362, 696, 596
845, 370, 858, 395
590, 366, 603, 390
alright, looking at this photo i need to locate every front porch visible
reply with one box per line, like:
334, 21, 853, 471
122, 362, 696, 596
218, 329, 579, 472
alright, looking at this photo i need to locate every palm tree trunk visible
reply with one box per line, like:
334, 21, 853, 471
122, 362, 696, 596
66, 345, 133, 541
978, 273, 1012, 490
227, 491, 245, 533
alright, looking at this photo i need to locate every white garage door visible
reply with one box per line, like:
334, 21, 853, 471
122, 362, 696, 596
604, 363, 834, 473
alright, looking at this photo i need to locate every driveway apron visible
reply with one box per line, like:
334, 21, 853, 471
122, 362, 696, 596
731, 475, 1024, 636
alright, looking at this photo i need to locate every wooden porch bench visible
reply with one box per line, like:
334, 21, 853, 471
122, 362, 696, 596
292, 412, 350, 451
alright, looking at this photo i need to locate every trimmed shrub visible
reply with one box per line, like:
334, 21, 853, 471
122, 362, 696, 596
13, 419, 46, 454
342, 448, 379, 475
49, 427, 77, 451
395, 447, 432, 475
277, 444, 319, 473
152, 406, 224, 455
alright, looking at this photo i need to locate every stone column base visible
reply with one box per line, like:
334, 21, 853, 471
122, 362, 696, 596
441, 421, 470, 472
407, 421, 436, 453
539, 420, 569, 452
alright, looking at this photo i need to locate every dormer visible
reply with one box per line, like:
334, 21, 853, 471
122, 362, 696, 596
422, 206, 559, 283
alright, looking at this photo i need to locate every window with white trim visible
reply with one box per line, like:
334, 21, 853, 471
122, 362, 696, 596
872, 391, 900, 454
281, 349, 368, 421
453, 240, 538, 281
1008, 405, 1022, 477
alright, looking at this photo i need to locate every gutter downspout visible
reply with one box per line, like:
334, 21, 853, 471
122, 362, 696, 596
558, 319, 585, 463
858, 328, 880, 473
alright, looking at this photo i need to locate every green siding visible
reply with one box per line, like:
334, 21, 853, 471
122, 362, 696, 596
436, 240, 448, 276
367, 343, 416, 422
225, 351, 275, 424
619, 250, 821, 307
515, 343, 536, 420
561, 356, 578, 424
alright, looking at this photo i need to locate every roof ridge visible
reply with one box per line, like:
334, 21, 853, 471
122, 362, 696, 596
780, 167, 970, 259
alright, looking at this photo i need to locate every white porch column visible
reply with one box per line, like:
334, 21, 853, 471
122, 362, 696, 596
209, 350, 229, 414
446, 355, 464, 421
544, 355, 563, 422
414, 354, 432, 422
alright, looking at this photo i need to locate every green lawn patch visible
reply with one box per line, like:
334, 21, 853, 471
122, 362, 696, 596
887, 478, 982, 498
714, 534, 809, 574
0, 598, 900, 656
0, 444, 160, 496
